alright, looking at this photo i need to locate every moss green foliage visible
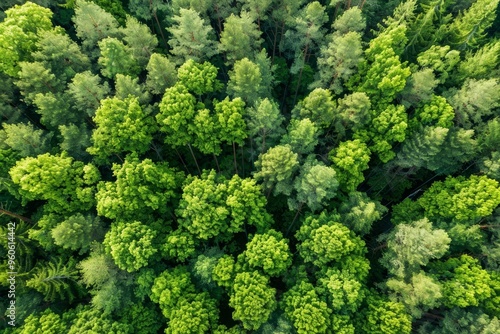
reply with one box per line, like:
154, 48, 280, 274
5, 1, 500, 333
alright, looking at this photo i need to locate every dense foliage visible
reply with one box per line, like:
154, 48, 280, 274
1, 0, 500, 333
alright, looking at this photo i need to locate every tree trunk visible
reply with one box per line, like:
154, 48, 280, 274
0, 209, 32, 223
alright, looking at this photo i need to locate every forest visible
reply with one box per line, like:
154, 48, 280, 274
1, 0, 500, 333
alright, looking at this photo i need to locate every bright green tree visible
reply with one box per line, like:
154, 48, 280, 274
96, 154, 183, 221
87, 96, 155, 161
281, 119, 319, 156
358, 294, 411, 334
229, 271, 277, 330
177, 59, 221, 95
19, 309, 68, 334
380, 218, 450, 278
167, 8, 218, 65
51, 214, 103, 254
254, 145, 299, 196
103, 221, 158, 272
330, 139, 371, 192
98, 37, 140, 79
227, 58, 266, 105
246, 98, 285, 154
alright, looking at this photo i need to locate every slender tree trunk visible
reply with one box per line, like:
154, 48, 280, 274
213, 153, 221, 173
174, 148, 190, 174
286, 202, 304, 236
372, 243, 387, 252
293, 42, 310, 106
187, 144, 201, 175
232, 142, 239, 175
150, 0, 168, 50
241, 144, 245, 178
360, 0, 367, 10
0, 209, 32, 223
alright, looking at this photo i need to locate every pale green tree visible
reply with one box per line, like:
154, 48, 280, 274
145, 53, 177, 95
98, 37, 140, 79
121, 15, 158, 68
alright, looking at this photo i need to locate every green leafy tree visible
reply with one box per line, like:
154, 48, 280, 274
296, 212, 366, 267
317, 268, 366, 314
121, 15, 158, 68
429, 255, 492, 308
67, 305, 132, 334
9, 153, 99, 214
408, 95, 454, 130
417, 175, 500, 222
59, 123, 92, 159
0, 1, 54, 76
1, 122, 52, 158
399, 68, 438, 108
103, 221, 158, 272
219, 12, 263, 65
156, 84, 196, 148
386, 271, 442, 318
238, 230, 291, 277
312, 32, 364, 94
15, 61, 63, 105
114, 74, 150, 105
339, 191, 387, 236
51, 214, 103, 254
229, 271, 277, 330
33, 30, 90, 82
254, 145, 299, 196
282, 281, 330, 334
87, 96, 155, 161
67, 71, 110, 118
26, 257, 84, 303
330, 139, 371, 192
246, 98, 285, 154
98, 37, 140, 79
358, 294, 411, 334
290, 162, 338, 212
167, 8, 218, 65
96, 154, 183, 221
33, 92, 75, 129
333, 92, 372, 139
177, 59, 221, 95
421, 307, 500, 334
72, 0, 121, 56
145, 53, 177, 95
380, 218, 450, 278
416, 45, 460, 84
445, 78, 500, 129
292, 88, 336, 128
19, 309, 68, 334
281, 118, 319, 156
455, 41, 500, 82
448, 0, 500, 50
227, 58, 266, 105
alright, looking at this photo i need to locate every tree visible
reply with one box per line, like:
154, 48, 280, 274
238, 230, 291, 277
399, 68, 438, 108
408, 95, 454, 131
296, 212, 366, 267
51, 214, 103, 254
317, 268, 366, 314
103, 221, 158, 272
246, 98, 285, 154
9, 153, 100, 214
428, 255, 492, 308
333, 92, 372, 139
219, 12, 263, 65
448, 0, 500, 50
96, 154, 184, 222
145, 53, 177, 95
292, 88, 336, 128
358, 294, 411, 334
114, 74, 150, 105
121, 15, 158, 68
227, 58, 266, 105
421, 308, 500, 334
167, 8, 218, 65
156, 84, 197, 148
19, 309, 68, 334
312, 32, 364, 94
98, 37, 140, 79
416, 45, 460, 84
33, 92, 75, 129
0, 1, 54, 76
87, 96, 155, 161
290, 162, 338, 212
177, 59, 221, 95
282, 281, 330, 334
15, 61, 63, 105
67, 71, 111, 118
67, 305, 132, 334
26, 257, 84, 303
339, 192, 387, 236
72, 0, 121, 56
59, 123, 91, 159
417, 175, 500, 222
386, 272, 443, 319
445, 78, 500, 129
33, 30, 90, 82
281, 118, 319, 156
455, 41, 500, 82
330, 139, 371, 192
229, 271, 277, 330
1, 122, 52, 158
379, 218, 450, 278
254, 145, 299, 196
